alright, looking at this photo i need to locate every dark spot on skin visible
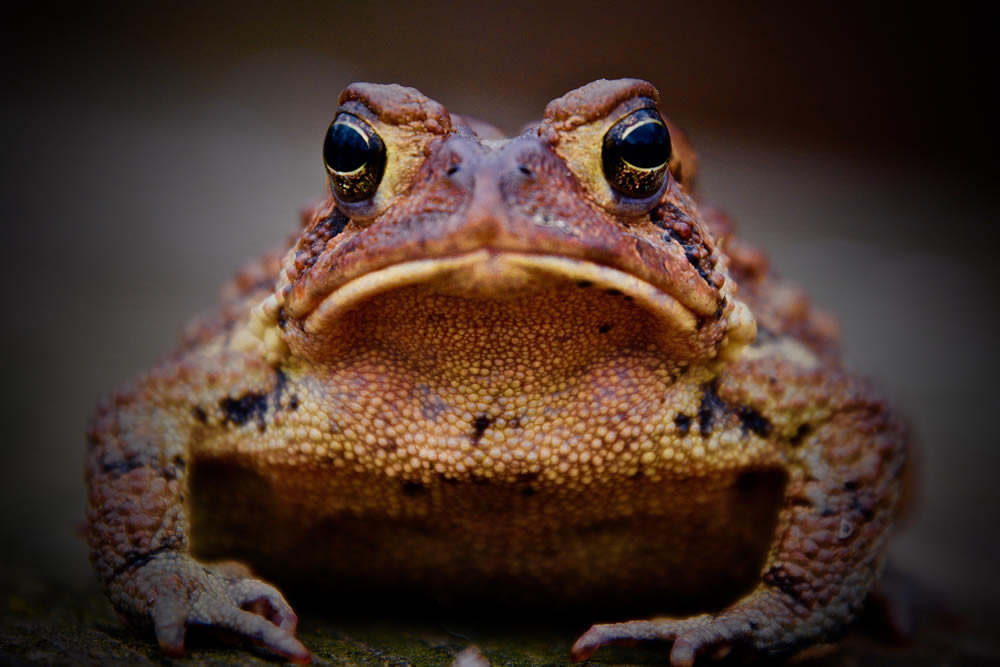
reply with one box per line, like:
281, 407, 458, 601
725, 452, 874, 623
843, 480, 859, 491
604, 288, 622, 297
191, 406, 207, 424
790, 424, 811, 446
630, 469, 644, 480
737, 405, 772, 438
520, 486, 537, 496
100, 457, 146, 477
471, 414, 493, 444
685, 249, 712, 282
674, 413, 691, 435
848, 492, 875, 521
623, 295, 634, 302
691, 382, 772, 440
576, 280, 593, 288
417, 383, 445, 420
272, 367, 288, 412
714, 298, 726, 320
508, 416, 522, 429
327, 210, 349, 236
752, 325, 778, 347
110, 543, 179, 581
698, 382, 726, 435
598, 323, 613, 334
649, 207, 667, 228
763, 565, 807, 605
277, 307, 288, 330
402, 481, 429, 496
821, 508, 836, 517
288, 395, 299, 411
220, 392, 269, 432
383, 438, 400, 453
163, 455, 187, 481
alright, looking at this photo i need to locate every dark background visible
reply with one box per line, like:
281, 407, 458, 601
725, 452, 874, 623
3, 0, 997, 646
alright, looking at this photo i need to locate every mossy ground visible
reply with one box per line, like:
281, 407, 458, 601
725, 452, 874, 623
1, 556, 995, 666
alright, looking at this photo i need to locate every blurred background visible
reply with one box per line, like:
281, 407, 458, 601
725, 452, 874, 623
2, 0, 996, 650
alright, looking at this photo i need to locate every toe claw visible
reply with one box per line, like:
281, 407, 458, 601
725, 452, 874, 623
154, 621, 187, 659
570, 622, 656, 662
223, 606, 310, 663
570, 631, 599, 662
668, 637, 696, 667
151, 595, 189, 658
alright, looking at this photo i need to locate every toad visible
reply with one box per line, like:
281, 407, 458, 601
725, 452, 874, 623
86, 79, 907, 665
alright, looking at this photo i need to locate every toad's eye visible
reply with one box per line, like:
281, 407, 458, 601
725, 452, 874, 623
323, 113, 386, 203
602, 108, 671, 199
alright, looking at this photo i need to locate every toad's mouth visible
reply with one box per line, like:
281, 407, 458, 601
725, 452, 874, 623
309, 250, 694, 329
298, 250, 748, 364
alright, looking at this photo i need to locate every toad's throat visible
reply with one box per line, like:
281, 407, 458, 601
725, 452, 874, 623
302, 250, 714, 363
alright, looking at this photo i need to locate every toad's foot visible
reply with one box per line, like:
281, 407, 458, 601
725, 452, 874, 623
571, 590, 813, 666
573, 615, 724, 666
113, 552, 311, 663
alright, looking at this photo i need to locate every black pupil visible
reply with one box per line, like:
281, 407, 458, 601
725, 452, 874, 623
325, 120, 371, 173
620, 120, 669, 169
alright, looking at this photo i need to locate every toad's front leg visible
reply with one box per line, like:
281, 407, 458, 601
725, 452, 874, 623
572, 393, 906, 665
85, 354, 311, 663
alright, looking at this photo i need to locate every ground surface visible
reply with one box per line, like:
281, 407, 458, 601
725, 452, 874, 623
1, 557, 997, 666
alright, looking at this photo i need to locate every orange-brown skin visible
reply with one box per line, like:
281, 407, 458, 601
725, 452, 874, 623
86, 79, 907, 664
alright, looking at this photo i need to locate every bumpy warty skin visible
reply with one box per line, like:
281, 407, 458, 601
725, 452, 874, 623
86, 79, 907, 665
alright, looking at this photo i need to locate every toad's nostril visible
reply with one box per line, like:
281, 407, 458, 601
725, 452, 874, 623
518, 165, 534, 177
447, 165, 461, 176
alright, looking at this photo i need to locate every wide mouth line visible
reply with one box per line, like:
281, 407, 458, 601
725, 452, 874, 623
302, 249, 699, 335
